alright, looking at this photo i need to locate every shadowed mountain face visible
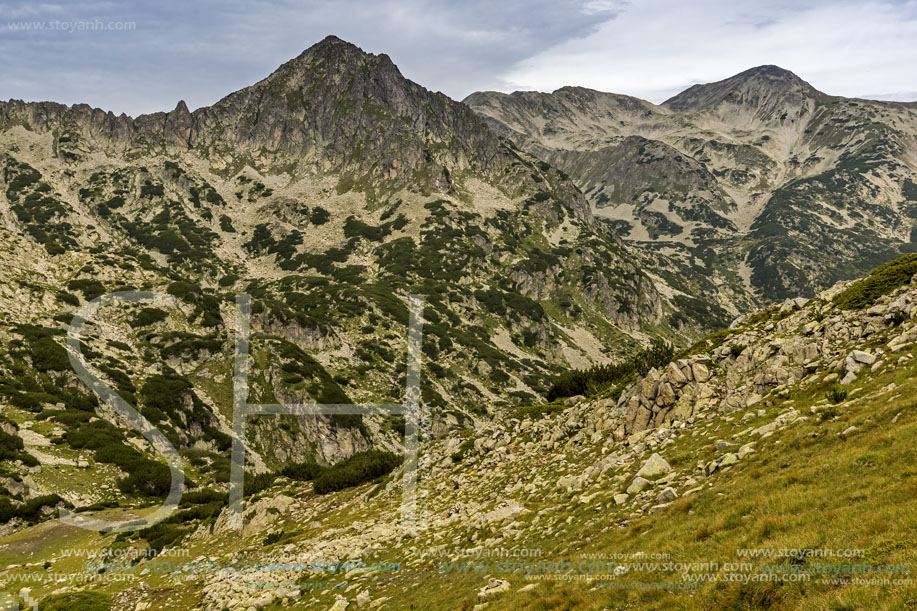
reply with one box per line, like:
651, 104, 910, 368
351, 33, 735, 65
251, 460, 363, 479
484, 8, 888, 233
190, 36, 523, 193
465, 66, 917, 303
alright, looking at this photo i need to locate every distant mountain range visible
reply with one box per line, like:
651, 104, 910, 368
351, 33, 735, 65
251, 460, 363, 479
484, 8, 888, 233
466, 65, 917, 305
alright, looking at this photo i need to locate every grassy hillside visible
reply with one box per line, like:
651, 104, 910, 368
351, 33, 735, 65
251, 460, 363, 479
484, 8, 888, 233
4, 258, 917, 609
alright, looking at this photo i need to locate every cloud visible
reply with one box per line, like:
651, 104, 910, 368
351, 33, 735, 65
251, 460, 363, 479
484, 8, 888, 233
0, 0, 915, 115
581, 1, 627, 16
500, 0, 917, 102
0, 0, 611, 114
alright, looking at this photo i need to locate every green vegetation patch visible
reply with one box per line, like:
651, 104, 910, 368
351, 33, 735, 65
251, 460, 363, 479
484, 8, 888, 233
547, 340, 674, 401
312, 450, 401, 495
833, 253, 917, 310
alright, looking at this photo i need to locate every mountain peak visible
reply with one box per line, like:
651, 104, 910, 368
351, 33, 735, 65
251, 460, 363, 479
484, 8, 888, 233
190, 35, 525, 192
663, 65, 820, 114
274, 35, 397, 80
740, 64, 802, 79
296, 34, 376, 61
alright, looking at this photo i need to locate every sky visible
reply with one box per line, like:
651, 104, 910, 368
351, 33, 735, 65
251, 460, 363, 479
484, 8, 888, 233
1, 0, 916, 116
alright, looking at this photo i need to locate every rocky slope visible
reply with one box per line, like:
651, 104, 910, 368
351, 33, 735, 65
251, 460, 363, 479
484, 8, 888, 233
7, 37, 917, 611
465, 67, 917, 305
0, 35, 743, 496
5, 251, 917, 611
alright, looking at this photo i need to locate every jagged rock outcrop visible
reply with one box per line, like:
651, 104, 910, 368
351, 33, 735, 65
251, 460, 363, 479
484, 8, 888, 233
616, 277, 917, 437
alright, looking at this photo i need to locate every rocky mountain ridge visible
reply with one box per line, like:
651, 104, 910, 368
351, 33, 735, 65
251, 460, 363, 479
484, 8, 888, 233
465, 67, 917, 305
0, 35, 755, 516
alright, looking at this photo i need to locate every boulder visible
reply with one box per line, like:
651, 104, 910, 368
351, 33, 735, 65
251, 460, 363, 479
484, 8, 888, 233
655, 383, 676, 407
478, 578, 510, 600
738, 443, 756, 459
329, 596, 350, 611
692, 362, 711, 383
636, 453, 672, 479
666, 362, 688, 386
850, 350, 876, 365
626, 476, 649, 494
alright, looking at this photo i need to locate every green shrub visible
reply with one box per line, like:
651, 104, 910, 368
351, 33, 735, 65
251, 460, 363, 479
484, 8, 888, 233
729, 344, 747, 357
64, 420, 122, 450
13, 494, 68, 523
547, 339, 674, 401
139, 373, 192, 420
30, 337, 70, 371
310, 206, 330, 225
140, 181, 164, 198
344, 217, 388, 241
180, 489, 228, 507
67, 278, 106, 300
219, 215, 236, 232
833, 253, 917, 310
166, 280, 201, 302
48, 410, 92, 428
0, 428, 27, 462
131, 307, 168, 327
247, 472, 276, 496
825, 386, 848, 405
0, 497, 16, 522
280, 462, 324, 482
39, 591, 111, 611
513, 402, 566, 421
313, 450, 400, 495
451, 438, 475, 463
116, 460, 172, 497
219, 274, 239, 287
44, 242, 66, 255
57, 291, 80, 306
158, 333, 222, 359
133, 521, 184, 549
151, 229, 188, 254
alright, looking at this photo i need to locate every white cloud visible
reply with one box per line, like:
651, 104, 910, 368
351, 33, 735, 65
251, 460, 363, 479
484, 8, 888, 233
500, 0, 917, 102
581, 1, 626, 16
1, 0, 915, 114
